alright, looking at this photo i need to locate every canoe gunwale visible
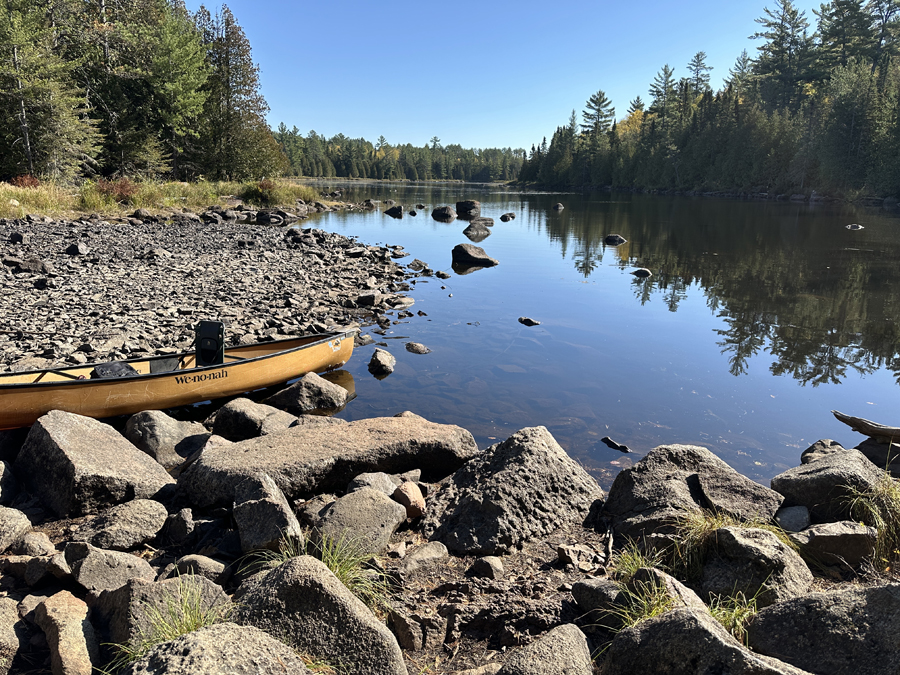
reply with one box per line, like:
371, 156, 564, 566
0, 329, 357, 391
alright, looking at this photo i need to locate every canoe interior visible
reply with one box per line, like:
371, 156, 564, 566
0, 333, 344, 386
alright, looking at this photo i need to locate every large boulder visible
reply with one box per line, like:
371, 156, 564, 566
263, 371, 350, 416
14, 411, 175, 517
421, 426, 603, 555
699, 527, 813, 608
75, 499, 168, 551
179, 414, 477, 508
496, 624, 592, 675
770, 447, 884, 522
854, 438, 900, 478
234, 556, 406, 675
233, 472, 303, 553
120, 623, 312, 674
601, 444, 784, 541
208, 398, 297, 442
451, 243, 498, 268
456, 200, 481, 219
124, 410, 209, 470
432, 205, 458, 222
316, 487, 406, 556
603, 606, 811, 675
748, 583, 900, 675
94, 576, 231, 646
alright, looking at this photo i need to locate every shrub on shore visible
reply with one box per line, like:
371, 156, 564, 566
0, 178, 318, 219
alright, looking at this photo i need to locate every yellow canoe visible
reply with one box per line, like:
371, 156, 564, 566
0, 329, 356, 430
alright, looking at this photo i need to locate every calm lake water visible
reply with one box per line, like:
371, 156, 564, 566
302, 181, 900, 489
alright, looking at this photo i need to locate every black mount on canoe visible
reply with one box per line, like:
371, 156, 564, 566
195, 320, 225, 366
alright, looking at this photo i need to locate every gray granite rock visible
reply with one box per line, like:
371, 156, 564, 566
94, 575, 231, 646
76, 499, 167, 551
497, 624, 592, 675
208, 398, 297, 442
233, 472, 303, 553
771, 447, 883, 522
234, 556, 406, 675
14, 411, 174, 517
317, 487, 406, 556
748, 583, 900, 675
421, 426, 603, 555
179, 414, 477, 508
263, 371, 350, 415
124, 410, 209, 470
604, 606, 811, 674
700, 527, 813, 607
601, 444, 784, 541
120, 622, 312, 674
64, 542, 155, 593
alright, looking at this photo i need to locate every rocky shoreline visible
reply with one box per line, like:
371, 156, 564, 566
0, 201, 417, 372
0, 393, 895, 674
1, 208, 899, 674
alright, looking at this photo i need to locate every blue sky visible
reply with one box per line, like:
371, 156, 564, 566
183, 0, 822, 150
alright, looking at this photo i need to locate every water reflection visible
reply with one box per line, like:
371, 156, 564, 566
535, 194, 900, 387
296, 180, 900, 487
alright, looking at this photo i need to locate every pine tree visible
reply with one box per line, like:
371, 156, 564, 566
627, 96, 645, 114
146, 1, 210, 178
649, 64, 677, 140
751, 0, 814, 110
687, 51, 714, 92
815, 0, 874, 68
582, 89, 615, 134
726, 49, 754, 98
0, 0, 99, 180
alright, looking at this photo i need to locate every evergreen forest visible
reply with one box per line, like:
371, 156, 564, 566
4, 0, 900, 195
519, 0, 900, 197
0, 0, 525, 185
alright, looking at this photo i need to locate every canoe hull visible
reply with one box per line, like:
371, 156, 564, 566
0, 330, 355, 430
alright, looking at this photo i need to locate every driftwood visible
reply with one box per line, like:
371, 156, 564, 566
832, 410, 900, 443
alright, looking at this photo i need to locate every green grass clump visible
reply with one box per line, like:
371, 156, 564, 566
606, 577, 677, 630
844, 470, 900, 570
243, 531, 390, 611
607, 540, 666, 584
103, 575, 232, 671
671, 509, 796, 581
708, 591, 759, 645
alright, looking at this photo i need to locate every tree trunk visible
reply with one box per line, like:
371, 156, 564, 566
12, 46, 35, 177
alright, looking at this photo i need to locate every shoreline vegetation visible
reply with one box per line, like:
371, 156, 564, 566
0, 179, 320, 220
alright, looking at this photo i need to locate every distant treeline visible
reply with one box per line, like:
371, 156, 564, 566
272, 129, 526, 183
519, 0, 900, 197
0, 0, 286, 182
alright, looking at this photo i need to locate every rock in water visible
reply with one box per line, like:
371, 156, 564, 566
518, 317, 541, 327
432, 206, 457, 222
368, 348, 396, 377
451, 243, 498, 267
